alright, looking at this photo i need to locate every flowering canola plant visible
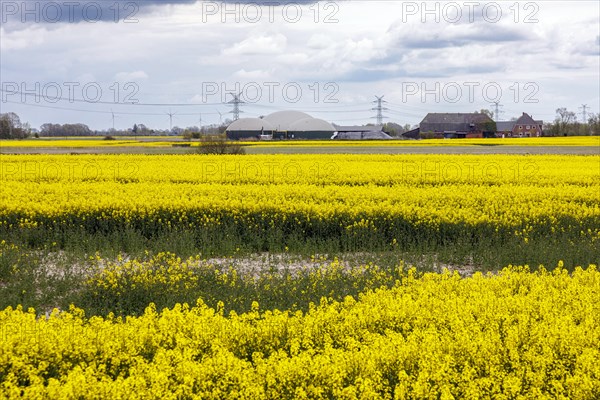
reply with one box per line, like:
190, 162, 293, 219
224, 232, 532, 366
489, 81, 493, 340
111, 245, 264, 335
0, 154, 598, 252
0, 264, 598, 399
1, 153, 599, 398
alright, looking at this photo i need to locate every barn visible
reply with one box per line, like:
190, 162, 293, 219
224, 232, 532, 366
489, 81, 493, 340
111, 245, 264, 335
419, 113, 496, 138
333, 125, 392, 140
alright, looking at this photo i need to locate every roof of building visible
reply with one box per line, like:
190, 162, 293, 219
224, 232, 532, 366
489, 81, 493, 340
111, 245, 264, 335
226, 118, 275, 132
496, 121, 515, 132
420, 113, 494, 132
421, 113, 493, 124
402, 127, 421, 139
288, 117, 335, 132
262, 111, 313, 131
514, 112, 540, 125
335, 131, 392, 140
334, 125, 383, 133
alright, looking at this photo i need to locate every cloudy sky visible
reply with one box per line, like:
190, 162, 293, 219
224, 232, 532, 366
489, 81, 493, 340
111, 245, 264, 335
1, 0, 599, 130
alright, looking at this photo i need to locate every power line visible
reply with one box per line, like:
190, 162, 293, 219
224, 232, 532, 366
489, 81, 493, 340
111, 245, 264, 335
384, 101, 438, 112
385, 109, 425, 119
0, 88, 225, 107
3, 88, 402, 117
308, 109, 373, 114
3, 99, 113, 114
372, 95, 388, 125
579, 104, 588, 123
490, 101, 504, 120
331, 117, 376, 123
227, 93, 245, 121
4, 99, 219, 116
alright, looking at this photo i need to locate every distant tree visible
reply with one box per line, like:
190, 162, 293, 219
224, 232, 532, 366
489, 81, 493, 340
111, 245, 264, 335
134, 124, 151, 135
476, 109, 493, 119
0, 112, 29, 139
555, 107, 577, 135
40, 123, 58, 136
40, 122, 92, 137
588, 113, 600, 135
383, 122, 404, 137
543, 122, 557, 136
182, 127, 202, 140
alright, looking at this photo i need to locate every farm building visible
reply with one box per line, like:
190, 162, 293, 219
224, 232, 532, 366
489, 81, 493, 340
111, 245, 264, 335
512, 113, 543, 137
496, 121, 515, 137
226, 111, 336, 140
401, 127, 421, 139
419, 113, 496, 138
286, 116, 337, 140
226, 118, 275, 140
333, 125, 392, 140
495, 113, 544, 138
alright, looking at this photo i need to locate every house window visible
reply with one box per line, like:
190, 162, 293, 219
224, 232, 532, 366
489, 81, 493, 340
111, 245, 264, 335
519, 125, 522, 129
526, 125, 530, 129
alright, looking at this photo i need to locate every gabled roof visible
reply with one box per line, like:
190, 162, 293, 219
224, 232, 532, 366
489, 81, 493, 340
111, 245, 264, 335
335, 131, 392, 140
419, 113, 494, 133
420, 113, 493, 124
334, 125, 383, 132
514, 112, 539, 125
496, 121, 515, 131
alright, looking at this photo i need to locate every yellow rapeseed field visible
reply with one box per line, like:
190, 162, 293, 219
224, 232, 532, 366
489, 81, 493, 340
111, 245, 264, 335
0, 154, 598, 246
1, 153, 599, 398
1, 264, 598, 399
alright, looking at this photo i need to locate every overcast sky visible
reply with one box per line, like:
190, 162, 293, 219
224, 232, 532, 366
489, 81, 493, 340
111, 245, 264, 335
1, 0, 599, 130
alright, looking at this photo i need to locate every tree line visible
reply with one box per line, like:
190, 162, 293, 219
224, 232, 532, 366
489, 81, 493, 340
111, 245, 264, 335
1, 109, 599, 139
543, 108, 600, 136
0, 113, 30, 139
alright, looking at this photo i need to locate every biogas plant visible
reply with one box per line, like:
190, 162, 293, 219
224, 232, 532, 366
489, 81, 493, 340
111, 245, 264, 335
226, 111, 335, 140
226, 110, 393, 140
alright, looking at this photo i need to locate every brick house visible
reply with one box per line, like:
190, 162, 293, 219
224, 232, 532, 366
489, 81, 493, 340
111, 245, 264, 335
512, 113, 543, 137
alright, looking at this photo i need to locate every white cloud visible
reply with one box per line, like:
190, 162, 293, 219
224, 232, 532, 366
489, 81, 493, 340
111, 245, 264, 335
232, 69, 273, 80
0, 1, 597, 129
115, 71, 149, 81
0, 26, 46, 50
222, 33, 287, 56
274, 52, 310, 66
75, 73, 97, 83
306, 34, 333, 50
